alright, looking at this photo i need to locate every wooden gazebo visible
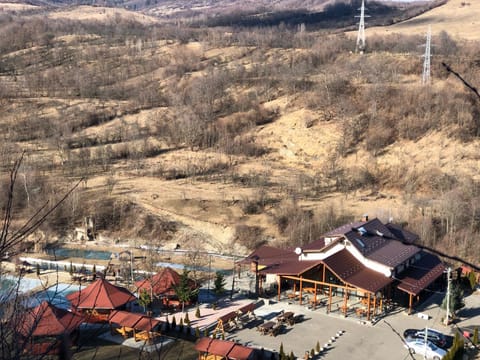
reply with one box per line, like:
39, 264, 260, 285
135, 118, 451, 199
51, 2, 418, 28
108, 310, 162, 343
195, 338, 256, 360
67, 278, 136, 323
17, 301, 84, 355
135, 267, 197, 308
135, 267, 182, 297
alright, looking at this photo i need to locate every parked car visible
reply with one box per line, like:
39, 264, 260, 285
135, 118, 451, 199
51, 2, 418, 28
403, 328, 448, 349
404, 338, 447, 360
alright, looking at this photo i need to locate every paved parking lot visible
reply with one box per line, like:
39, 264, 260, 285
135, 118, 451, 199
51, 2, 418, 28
225, 291, 478, 360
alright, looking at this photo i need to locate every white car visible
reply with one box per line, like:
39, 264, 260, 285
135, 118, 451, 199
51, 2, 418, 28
404, 338, 447, 360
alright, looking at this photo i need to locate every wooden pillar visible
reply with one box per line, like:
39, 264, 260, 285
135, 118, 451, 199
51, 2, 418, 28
259, 275, 263, 295
299, 277, 303, 305
373, 295, 377, 316
277, 276, 281, 301
314, 282, 318, 308
328, 285, 332, 313
408, 294, 413, 315
343, 287, 348, 317
367, 292, 371, 321
379, 297, 383, 314
293, 282, 296, 293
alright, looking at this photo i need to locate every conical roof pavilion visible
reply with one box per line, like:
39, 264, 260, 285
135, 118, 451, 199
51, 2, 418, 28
135, 267, 182, 296
18, 301, 84, 337
67, 278, 136, 310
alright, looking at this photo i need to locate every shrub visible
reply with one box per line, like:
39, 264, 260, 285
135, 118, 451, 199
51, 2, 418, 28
195, 306, 201, 318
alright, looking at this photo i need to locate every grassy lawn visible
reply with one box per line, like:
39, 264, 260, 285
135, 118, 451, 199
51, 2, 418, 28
71, 330, 197, 360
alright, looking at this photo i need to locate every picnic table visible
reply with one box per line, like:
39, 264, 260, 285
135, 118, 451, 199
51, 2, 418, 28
355, 307, 367, 317
287, 292, 300, 300
257, 321, 276, 335
276, 311, 295, 325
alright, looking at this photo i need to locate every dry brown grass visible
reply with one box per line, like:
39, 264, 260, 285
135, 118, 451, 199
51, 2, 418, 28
367, 0, 480, 41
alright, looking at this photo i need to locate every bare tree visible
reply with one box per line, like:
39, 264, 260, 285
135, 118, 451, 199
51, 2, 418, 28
0, 154, 82, 359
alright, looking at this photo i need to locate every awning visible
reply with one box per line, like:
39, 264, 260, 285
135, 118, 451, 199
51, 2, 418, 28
194, 338, 255, 359
323, 249, 393, 293
108, 310, 161, 331
396, 252, 445, 296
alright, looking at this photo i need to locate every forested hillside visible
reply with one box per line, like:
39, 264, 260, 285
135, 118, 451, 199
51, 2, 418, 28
0, 0, 480, 264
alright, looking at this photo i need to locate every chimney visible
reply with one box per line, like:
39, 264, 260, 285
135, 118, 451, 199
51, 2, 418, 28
361, 214, 369, 222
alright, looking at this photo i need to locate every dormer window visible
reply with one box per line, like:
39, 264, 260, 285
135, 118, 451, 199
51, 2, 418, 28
355, 238, 366, 248
357, 227, 367, 236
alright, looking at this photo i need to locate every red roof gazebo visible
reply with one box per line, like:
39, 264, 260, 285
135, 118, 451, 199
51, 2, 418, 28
17, 301, 84, 355
135, 267, 182, 297
67, 278, 136, 322
195, 338, 256, 360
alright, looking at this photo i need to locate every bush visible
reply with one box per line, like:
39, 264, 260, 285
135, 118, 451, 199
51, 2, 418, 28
195, 306, 201, 318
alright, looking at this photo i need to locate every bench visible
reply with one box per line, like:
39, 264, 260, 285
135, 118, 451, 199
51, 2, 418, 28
115, 326, 134, 338
134, 330, 161, 343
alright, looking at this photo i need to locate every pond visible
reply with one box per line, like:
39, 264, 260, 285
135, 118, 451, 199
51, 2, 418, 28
26, 283, 81, 309
46, 247, 113, 260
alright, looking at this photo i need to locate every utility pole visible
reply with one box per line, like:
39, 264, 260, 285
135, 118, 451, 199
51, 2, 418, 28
230, 255, 235, 300
422, 26, 432, 85
445, 267, 452, 325
355, 0, 370, 54
130, 251, 134, 286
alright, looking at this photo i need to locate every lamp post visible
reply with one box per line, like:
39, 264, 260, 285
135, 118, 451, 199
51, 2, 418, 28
445, 267, 452, 325
252, 255, 259, 297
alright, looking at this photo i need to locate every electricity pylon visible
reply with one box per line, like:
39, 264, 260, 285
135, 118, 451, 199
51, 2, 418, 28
422, 26, 432, 85
355, 0, 370, 53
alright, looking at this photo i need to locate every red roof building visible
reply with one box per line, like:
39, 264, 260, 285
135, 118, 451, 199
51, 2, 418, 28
67, 278, 136, 323
135, 267, 182, 297
195, 338, 256, 360
17, 301, 84, 355
241, 217, 445, 318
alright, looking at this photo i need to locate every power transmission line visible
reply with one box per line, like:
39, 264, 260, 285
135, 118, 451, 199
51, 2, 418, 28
442, 62, 480, 100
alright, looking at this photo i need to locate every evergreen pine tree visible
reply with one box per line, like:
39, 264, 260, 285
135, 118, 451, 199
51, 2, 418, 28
279, 343, 285, 360
195, 327, 200, 338
172, 316, 177, 331
473, 327, 478, 345
195, 306, 201, 318
214, 271, 227, 295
